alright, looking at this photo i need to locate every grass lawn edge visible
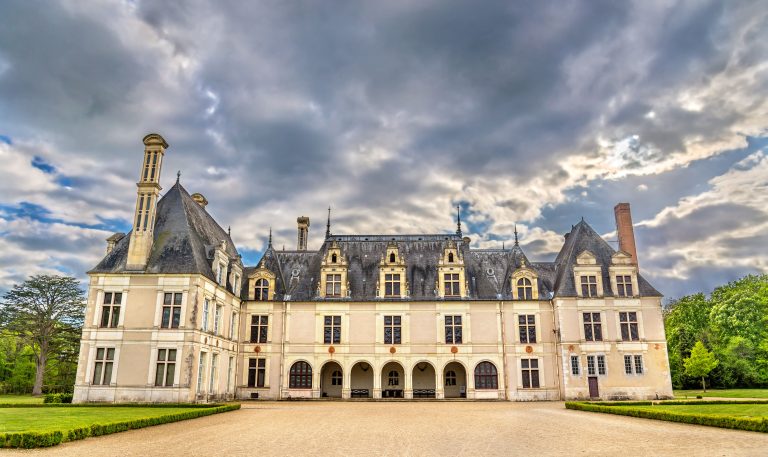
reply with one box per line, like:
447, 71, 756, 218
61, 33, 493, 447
0, 403, 241, 449
565, 401, 768, 433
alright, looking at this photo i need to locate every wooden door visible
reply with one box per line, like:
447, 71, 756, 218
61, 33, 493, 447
588, 376, 599, 398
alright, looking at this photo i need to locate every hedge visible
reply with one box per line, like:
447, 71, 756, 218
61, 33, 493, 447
43, 393, 73, 404
0, 402, 233, 408
0, 403, 240, 448
566, 401, 768, 433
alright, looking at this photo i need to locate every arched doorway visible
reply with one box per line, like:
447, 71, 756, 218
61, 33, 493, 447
350, 361, 374, 398
412, 362, 436, 398
443, 362, 467, 398
381, 361, 404, 398
320, 361, 343, 398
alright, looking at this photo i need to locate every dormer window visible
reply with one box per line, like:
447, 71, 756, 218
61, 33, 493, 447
581, 275, 598, 297
448, 253, 454, 263
574, 250, 604, 298
255, 279, 270, 301
390, 252, 396, 263
609, 252, 638, 298
319, 241, 349, 299
326, 274, 342, 297
517, 278, 533, 300
332, 253, 338, 263
217, 263, 226, 285
616, 275, 633, 297
444, 273, 460, 297
384, 274, 401, 297
437, 241, 466, 298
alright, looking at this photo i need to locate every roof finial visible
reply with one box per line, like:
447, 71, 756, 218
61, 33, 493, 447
176, 170, 181, 183
227, 226, 231, 237
456, 205, 462, 237
514, 224, 519, 246
326, 206, 332, 239
268, 227, 273, 248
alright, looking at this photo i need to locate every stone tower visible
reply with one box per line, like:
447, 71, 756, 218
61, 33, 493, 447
126, 133, 168, 269
297, 216, 310, 250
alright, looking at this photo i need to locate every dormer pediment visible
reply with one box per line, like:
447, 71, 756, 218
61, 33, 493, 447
576, 250, 597, 265
612, 250, 633, 265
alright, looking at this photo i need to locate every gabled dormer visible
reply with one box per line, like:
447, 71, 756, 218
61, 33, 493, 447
377, 242, 408, 299
511, 259, 539, 300
212, 240, 230, 287
437, 240, 467, 298
573, 250, 603, 298
229, 256, 244, 296
318, 241, 349, 298
248, 259, 276, 301
609, 251, 639, 298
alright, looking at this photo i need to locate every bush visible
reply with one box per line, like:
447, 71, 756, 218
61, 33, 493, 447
0, 403, 240, 448
566, 401, 768, 433
43, 393, 73, 404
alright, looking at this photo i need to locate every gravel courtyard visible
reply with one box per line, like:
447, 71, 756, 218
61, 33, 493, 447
8, 401, 768, 456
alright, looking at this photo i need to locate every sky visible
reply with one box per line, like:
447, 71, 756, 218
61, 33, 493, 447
0, 0, 766, 300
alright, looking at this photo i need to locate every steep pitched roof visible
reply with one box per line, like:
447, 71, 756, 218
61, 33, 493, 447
90, 182, 239, 283
551, 220, 661, 297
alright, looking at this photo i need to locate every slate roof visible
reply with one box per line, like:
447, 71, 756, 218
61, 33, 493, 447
90, 181, 240, 286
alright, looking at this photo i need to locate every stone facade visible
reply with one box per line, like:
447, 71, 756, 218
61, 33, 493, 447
73, 134, 673, 403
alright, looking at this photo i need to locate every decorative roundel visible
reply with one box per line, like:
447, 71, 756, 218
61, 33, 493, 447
254, 346, 261, 353
568, 345, 575, 352
450, 346, 459, 354
291, 268, 300, 277
328, 346, 336, 354
525, 345, 533, 353
389, 346, 396, 354
486, 268, 495, 276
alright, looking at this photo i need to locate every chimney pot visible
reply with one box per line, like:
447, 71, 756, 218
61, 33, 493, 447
614, 202, 638, 266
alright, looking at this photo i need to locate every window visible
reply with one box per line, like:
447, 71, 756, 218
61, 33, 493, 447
616, 275, 633, 297
444, 315, 463, 344
388, 370, 399, 386
209, 353, 218, 392
518, 314, 536, 343
217, 263, 226, 285
597, 355, 606, 375
214, 305, 222, 335
100, 292, 122, 328
521, 359, 540, 388
197, 352, 206, 393
583, 312, 603, 341
332, 253, 338, 263
619, 312, 639, 341
255, 279, 269, 301
289, 361, 312, 388
517, 278, 533, 300
384, 274, 401, 297
444, 273, 460, 297
202, 299, 210, 331
230, 312, 237, 339
634, 355, 644, 374
161, 292, 182, 329
331, 370, 342, 386
389, 252, 396, 263
234, 274, 241, 295
586, 355, 596, 376
624, 355, 633, 375
474, 361, 498, 389
448, 252, 454, 263
323, 316, 341, 344
445, 370, 457, 386
248, 358, 266, 387
155, 348, 176, 386
570, 355, 580, 376
92, 348, 114, 385
250, 315, 268, 344
326, 274, 341, 297
580, 275, 598, 297
384, 315, 402, 344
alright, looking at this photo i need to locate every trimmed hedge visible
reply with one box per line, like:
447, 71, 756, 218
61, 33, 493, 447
43, 393, 73, 404
0, 403, 240, 448
566, 401, 768, 433
0, 402, 232, 408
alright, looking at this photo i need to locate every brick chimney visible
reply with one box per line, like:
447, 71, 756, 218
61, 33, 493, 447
614, 202, 638, 265
297, 216, 310, 250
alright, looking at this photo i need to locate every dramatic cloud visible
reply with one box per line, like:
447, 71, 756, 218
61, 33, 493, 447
0, 0, 766, 298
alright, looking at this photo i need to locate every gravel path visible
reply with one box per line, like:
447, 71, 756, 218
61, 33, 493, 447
6, 401, 768, 456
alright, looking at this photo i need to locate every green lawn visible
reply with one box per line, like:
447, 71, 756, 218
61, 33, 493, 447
0, 395, 44, 404
0, 406, 206, 433
621, 403, 768, 418
674, 389, 768, 399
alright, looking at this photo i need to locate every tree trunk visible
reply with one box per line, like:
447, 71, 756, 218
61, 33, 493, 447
701, 376, 706, 392
32, 346, 47, 396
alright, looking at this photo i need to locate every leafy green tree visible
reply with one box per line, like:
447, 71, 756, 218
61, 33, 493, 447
0, 275, 85, 395
709, 275, 768, 348
684, 341, 719, 391
663, 293, 712, 388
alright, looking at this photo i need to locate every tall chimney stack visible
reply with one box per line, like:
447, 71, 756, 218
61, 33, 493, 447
614, 202, 638, 266
297, 216, 310, 250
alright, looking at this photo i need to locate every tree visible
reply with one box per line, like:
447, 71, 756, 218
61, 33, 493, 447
0, 275, 85, 395
684, 341, 719, 391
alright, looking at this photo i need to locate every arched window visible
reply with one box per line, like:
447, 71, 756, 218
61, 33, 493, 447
388, 370, 399, 386
517, 277, 533, 300
289, 361, 312, 388
445, 370, 457, 386
331, 370, 342, 386
475, 362, 498, 389
448, 252, 454, 263
331, 253, 338, 263
389, 252, 396, 263
255, 279, 269, 301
